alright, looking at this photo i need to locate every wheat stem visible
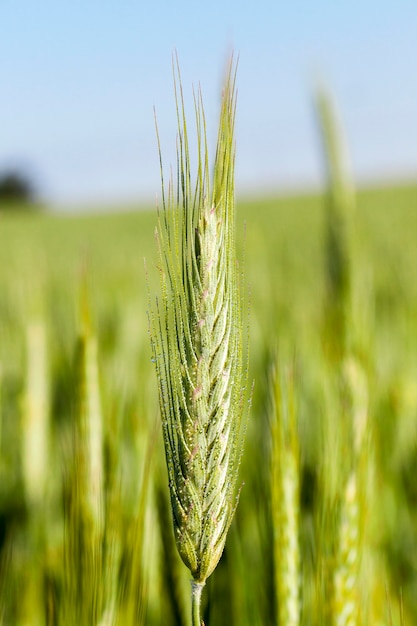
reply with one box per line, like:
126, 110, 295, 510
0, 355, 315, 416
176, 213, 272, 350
191, 581, 205, 626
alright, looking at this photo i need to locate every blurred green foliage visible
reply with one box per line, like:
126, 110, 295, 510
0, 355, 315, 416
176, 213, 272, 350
0, 181, 416, 624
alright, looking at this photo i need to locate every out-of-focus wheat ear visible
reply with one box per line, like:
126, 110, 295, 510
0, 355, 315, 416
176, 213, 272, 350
62, 284, 105, 625
332, 473, 360, 626
332, 357, 369, 626
315, 85, 355, 360
315, 85, 354, 215
22, 320, 49, 506
17, 319, 50, 626
271, 361, 300, 626
75, 295, 104, 532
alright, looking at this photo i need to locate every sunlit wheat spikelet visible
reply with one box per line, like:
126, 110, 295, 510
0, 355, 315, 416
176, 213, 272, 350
151, 57, 248, 623
271, 364, 300, 626
333, 473, 360, 626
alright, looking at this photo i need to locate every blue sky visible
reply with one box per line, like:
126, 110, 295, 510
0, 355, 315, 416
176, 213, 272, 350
1, 1, 417, 208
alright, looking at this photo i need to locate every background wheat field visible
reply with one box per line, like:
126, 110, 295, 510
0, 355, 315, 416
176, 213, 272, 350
0, 178, 417, 625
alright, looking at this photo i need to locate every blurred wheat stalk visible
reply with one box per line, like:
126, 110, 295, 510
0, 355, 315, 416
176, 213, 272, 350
151, 57, 248, 625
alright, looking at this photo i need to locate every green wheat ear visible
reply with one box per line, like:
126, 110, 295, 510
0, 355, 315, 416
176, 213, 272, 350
271, 361, 300, 626
151, 56, 248, 623
315, 85, 355, 361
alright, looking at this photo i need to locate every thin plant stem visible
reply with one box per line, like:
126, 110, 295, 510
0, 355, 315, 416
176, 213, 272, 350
191, 581, 205, 626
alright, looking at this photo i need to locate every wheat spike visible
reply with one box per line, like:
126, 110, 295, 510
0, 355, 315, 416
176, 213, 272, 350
151, 57, 247, 623
332, 357, 369, 626
315, 85, 355, 360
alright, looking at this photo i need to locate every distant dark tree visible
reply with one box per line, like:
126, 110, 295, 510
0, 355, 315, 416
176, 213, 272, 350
0, 170, 37, 209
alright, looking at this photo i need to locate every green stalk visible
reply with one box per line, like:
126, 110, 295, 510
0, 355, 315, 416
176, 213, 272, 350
191, 581, 205, 626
